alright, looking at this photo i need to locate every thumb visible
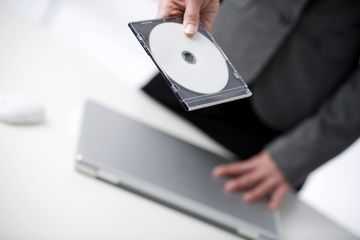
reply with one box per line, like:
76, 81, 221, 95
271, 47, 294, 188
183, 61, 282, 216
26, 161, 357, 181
183, 0, 201, 37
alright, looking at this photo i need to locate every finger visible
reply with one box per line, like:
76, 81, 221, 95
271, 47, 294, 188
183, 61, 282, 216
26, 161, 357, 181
224, 170, 264, 192
157, 0, 171, 18
242, 177, 277, 203
212, 160, 256, 178
183, 0, 201, 37
199, 2, 220, 32
267, 185, 289, 211
201, 19, 213, 33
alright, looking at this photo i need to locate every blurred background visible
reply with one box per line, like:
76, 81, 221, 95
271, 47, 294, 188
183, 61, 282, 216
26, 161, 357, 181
0, 0, 159, 87
0, 0, 359, 238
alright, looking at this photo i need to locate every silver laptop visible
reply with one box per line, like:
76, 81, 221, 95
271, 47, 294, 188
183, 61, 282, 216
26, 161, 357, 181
75, 101, 280, 240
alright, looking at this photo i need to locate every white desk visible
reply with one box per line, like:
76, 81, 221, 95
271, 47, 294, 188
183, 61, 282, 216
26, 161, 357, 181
0, 8, 358, 240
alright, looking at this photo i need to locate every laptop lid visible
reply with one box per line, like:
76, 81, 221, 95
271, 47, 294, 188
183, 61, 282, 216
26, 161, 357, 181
75, 101, 279, 240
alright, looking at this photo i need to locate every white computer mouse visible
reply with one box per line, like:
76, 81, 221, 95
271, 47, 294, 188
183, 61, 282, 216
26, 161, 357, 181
0, 95, 45, 125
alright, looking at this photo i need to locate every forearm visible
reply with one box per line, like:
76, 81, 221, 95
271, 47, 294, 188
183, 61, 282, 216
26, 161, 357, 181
267, 67, 360, 187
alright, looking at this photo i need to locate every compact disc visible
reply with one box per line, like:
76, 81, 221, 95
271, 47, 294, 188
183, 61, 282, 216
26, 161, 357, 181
149, 22, 228, 94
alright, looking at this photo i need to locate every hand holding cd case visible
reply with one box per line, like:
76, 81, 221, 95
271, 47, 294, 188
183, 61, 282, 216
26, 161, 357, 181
129, 17, 251, 111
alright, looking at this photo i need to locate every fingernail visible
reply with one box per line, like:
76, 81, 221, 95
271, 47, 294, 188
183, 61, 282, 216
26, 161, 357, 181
268, 205, 275, 212
184, 24, 196, 35
212, 168, 220, 176
243, 194, 251, 202
225, 182, 233, 192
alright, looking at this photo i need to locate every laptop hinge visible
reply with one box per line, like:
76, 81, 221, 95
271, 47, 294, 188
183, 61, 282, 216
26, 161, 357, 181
258, 234, 276, 240
236, 226, 260, 240
97, 170, 121, 184
75, 156, 98, 177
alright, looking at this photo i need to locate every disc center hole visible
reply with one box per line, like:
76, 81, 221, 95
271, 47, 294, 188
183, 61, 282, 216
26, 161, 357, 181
181, 51, 197, 64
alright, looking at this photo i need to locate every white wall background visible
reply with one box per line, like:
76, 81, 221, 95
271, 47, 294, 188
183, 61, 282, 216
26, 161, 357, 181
2, 0, 360, 237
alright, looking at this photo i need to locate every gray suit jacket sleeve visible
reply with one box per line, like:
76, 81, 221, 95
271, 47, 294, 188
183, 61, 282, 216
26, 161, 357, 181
266, 67, 360, 187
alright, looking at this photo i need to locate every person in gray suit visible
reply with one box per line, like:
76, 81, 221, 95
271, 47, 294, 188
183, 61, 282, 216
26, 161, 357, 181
143, 0, 360, 210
